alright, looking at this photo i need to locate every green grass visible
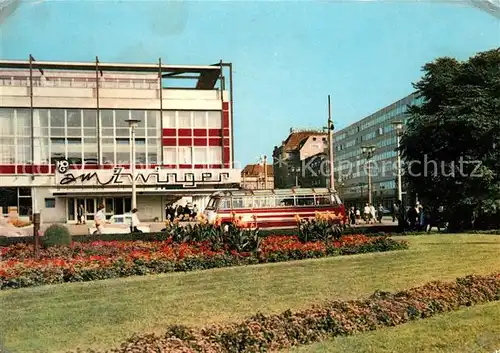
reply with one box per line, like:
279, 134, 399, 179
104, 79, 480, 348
0, 234, 499, 353
290, 301, 500, 353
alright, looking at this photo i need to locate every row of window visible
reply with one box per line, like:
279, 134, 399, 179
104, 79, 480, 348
335, 95, 424, 143
163, 110, 223, 129
217, 194, 338, 209
0, 108, 224, 139
163, 146, 222, 165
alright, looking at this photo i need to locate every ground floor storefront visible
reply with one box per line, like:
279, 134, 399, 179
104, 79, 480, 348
0, 165, 241, 223
1, 186, 215, 223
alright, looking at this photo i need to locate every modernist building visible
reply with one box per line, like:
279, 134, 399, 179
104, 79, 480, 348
332, 92, 424, 208
241, 164, 274, 190
272, 128, 328, 189
0, 58, 240, 223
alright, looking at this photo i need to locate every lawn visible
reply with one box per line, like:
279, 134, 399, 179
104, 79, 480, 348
0, 234, 499, 353
290, 301, 500, 353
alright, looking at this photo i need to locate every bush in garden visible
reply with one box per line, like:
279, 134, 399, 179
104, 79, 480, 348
78, 273, 500, 353
297, 211, 343, 243
42, 224, 72, 248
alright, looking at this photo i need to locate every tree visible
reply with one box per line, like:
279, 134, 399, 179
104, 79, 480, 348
401, 48, 500, 231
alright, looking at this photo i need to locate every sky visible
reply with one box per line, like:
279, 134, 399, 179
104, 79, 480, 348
0, 0, 499, 167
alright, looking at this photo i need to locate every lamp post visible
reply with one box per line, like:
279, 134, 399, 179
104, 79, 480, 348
361, 145, 376, 205
391, 121, 404, 202
126, 117, 141, 210
323, 95, 335, 190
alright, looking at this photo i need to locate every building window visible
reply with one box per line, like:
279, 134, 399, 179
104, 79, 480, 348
207, 111, 222, 128
207, 146, 222, 165
45, 198, 56, 208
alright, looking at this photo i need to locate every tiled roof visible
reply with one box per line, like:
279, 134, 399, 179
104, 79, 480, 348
283, 132, 327, 151
242, 164, 274, 177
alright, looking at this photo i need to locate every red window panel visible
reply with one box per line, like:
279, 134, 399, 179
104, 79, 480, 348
162, 128, 176, 137
178, 138, 192, 146
223, 129, 230, 137
162, 138, 177, 146
178, 129, 192, 137
193, 129, 207, 137
223, 102, 229, 110
193, 138, 208, 146
223, 147, 230, 166
208, 129, 221, 137
222, 111, 230, 128
208, 138, 222, 146
223, 138, 231, 147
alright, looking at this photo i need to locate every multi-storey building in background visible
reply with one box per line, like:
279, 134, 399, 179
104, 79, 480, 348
241, 164, 274, 190
333, 92, 424, 208
0, 58, 240, 223
272, 128, 328, 189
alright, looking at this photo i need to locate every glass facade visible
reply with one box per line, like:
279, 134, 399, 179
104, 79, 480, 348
0, 107, 226, 168
0, 108, 162, 166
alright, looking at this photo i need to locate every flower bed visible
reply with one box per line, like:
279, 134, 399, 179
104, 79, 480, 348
72, 272, 500, 353
0, 235, 407, 290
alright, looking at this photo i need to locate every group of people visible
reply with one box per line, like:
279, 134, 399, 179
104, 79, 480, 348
392, 200, 446, 232
92, 203, 141, 234
347, 203, 386, 225
165, 203, 199, 221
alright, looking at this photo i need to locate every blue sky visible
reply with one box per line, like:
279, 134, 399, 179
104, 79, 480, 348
0, 0, 499, 167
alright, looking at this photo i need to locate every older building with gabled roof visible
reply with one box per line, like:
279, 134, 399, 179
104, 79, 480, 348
272, 128, 328, 189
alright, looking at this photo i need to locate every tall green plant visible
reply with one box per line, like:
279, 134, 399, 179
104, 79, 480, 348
42, 224, 72, 248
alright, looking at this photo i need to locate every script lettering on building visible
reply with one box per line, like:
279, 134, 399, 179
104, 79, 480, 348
55, 160, 238, 187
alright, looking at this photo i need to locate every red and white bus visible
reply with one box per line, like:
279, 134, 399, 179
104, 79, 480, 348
203, 188, 346, 229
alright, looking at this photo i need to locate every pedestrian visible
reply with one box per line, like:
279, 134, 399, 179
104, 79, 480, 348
94, 203, 106, 234
130, 208, 141, 233
377, 204, 384, 223
391, 202, 397, 222
355, 207, 361, 224
395, 199, 405, 232
369, 204, 376, 224
363, 203, 371, 224
349, 206, 356, 225
192, 204, 198, 219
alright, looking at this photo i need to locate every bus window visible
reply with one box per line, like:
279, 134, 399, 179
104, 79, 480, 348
276, 197, 294, 206
295, 195, 315, 206
206, 197, 219, 209
254, 196, 276, 208
220, 198, 231, 210
330, 194, 341, 206
232, 196, 253, 209
315, 195, 332, 205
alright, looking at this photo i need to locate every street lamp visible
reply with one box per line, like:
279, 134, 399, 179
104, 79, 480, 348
125, 117, 141, 210
361, 145, 376, 205
391, 121, 404, 203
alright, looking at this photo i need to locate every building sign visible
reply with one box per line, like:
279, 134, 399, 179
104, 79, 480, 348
55, 160, 241, 188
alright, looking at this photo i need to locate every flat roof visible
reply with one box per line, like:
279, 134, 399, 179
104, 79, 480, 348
0, 59, 221, 73
0, 59, 227, 89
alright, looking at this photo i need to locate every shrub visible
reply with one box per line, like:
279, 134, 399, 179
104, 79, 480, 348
297, 211, 343, 243
42, 224, 72, 248
80, 273, 500, 353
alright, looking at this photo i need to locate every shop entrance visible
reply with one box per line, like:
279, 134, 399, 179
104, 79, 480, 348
67, 197, 131, 223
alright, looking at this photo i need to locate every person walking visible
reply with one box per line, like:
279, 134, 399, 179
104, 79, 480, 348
130, 208, 141, 233
377, 204, 384, 223
369, 204, 376, 224
363, 203, 371, 224
94, 203, 106, 234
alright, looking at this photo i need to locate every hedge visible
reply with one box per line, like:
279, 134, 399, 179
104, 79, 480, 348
72, 272, 500, 353
0, 236, 408, 290
0, 226, 402, 246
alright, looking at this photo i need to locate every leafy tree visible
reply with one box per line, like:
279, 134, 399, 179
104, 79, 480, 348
402, 48, 500, 231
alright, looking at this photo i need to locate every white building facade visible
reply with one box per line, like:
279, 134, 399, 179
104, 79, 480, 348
0, 58, 240, 223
